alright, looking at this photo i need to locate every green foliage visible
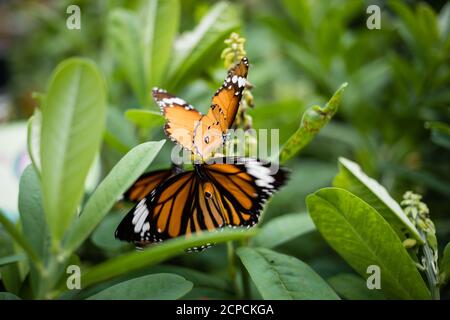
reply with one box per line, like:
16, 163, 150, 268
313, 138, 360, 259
40, 58, 107, 245
18, 165, 49, 296
440, 243, 450, 285
252, 212, 315, 249
0, 292, 21, 300
124, 109, 165, 129
1, 0, 449, 301
62, 141, 165, 256
307, 188, 430, 299
0, 255, 25, 267
333, 157, 422, 243
27, 109, 42, 174
426, 121, 450, 149
108, 0, 180, 106
87, 274, 192, 300
18, 166, 49, 262
279, 83, 347, 163
81, 229, 257, 290
327, 273, 385, 300
237, 247, 339, 300
167, 2, 240, 91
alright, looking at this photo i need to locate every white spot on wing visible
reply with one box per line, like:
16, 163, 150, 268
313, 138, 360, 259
237, 76, 246, 88
246, 161, 275, 189
162, 97, 187, 106
132, 199, 149, 233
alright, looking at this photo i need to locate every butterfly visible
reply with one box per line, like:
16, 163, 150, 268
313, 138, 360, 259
116, 157, 288, 249
153, 57, 249, 160
115, 57, 289, 249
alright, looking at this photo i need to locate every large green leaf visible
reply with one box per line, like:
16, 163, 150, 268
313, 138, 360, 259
333, 157, 422, 243
237, 247, 339, 300
306, 187, 430, 299
141, 0, 180, 88
87, 273, 192, 300
167, 2, 240, 90
62, 140, 165, 256
327, 273, 385, 300
40, 58, 107, 244
253, 212, 315, 248
81, 229, 256, 288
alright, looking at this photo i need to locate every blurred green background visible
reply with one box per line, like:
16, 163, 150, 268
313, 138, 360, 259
0, 0, 449, 299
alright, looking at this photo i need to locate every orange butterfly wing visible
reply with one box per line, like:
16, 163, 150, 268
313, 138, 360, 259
153, 88, 203, 153
193, 57, 249, 158
115, 157, 288, 250
124, 169, 175, 202
207, 57, 249, 132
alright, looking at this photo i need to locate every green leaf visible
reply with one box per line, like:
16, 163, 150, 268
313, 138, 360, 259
333, 157, 423, 244
124, 109, 165, 129
27, 108, 42, 174
142, 0, 180, 88
108, 1, 180, 106
18, 165, 49, 261
439, 242, 450, 285
147, 265, 231, 293
306, 187, 430, 299
237, 247, 339, 300
184, 287, 233, 300
327, 273, 385, 300
40, 58, 107, 244
0, 254, 26, 267
81, 228, 256, 288
0, 210, 40, 266
87, 273, 192, 300
103, 108, 138, 154
0, 292, 21, 300
18, 165, 50, 296
91, 212, 128, 251
167, 2, 240, 90
108, 9, 147, 105
279, 83, 347, 163
253, 212, 315, 248
0, 229, 23, 295
62, 141, 165, 255
425, 121, 450, 149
